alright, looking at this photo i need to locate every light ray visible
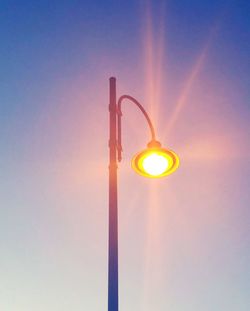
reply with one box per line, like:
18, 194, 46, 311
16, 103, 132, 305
163, 22, 221, 141
141, 2, 168, 307
143, 1, 166, 131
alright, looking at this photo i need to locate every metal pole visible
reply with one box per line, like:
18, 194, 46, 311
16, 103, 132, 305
108, 77, 119, 311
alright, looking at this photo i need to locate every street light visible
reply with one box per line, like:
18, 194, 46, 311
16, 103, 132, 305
108, 77, 179, 311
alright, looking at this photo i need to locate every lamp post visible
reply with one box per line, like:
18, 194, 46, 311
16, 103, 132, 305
108, 77, 179, 311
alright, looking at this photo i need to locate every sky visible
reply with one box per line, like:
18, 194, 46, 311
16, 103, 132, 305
0, 0, 249, 310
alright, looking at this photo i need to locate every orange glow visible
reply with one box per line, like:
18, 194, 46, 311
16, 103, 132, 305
132, 146, 179, 178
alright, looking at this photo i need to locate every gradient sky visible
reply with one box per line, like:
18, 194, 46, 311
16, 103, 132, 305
0, 1, 249, 310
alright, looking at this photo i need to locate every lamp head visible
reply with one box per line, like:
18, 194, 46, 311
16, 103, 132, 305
132, 140, 179, 178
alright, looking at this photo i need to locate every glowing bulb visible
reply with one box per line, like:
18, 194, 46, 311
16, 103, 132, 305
132, 144, 179, 178
142, 153, 169, 176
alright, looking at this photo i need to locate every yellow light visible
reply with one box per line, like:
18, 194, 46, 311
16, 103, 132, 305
132, 142, 179, 178
142, 153, 169, 176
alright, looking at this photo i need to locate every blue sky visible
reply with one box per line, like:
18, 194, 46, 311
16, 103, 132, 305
0, 1, 249, 310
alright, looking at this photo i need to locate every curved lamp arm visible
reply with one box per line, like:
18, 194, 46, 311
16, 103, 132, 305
117, 95, 157, 162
